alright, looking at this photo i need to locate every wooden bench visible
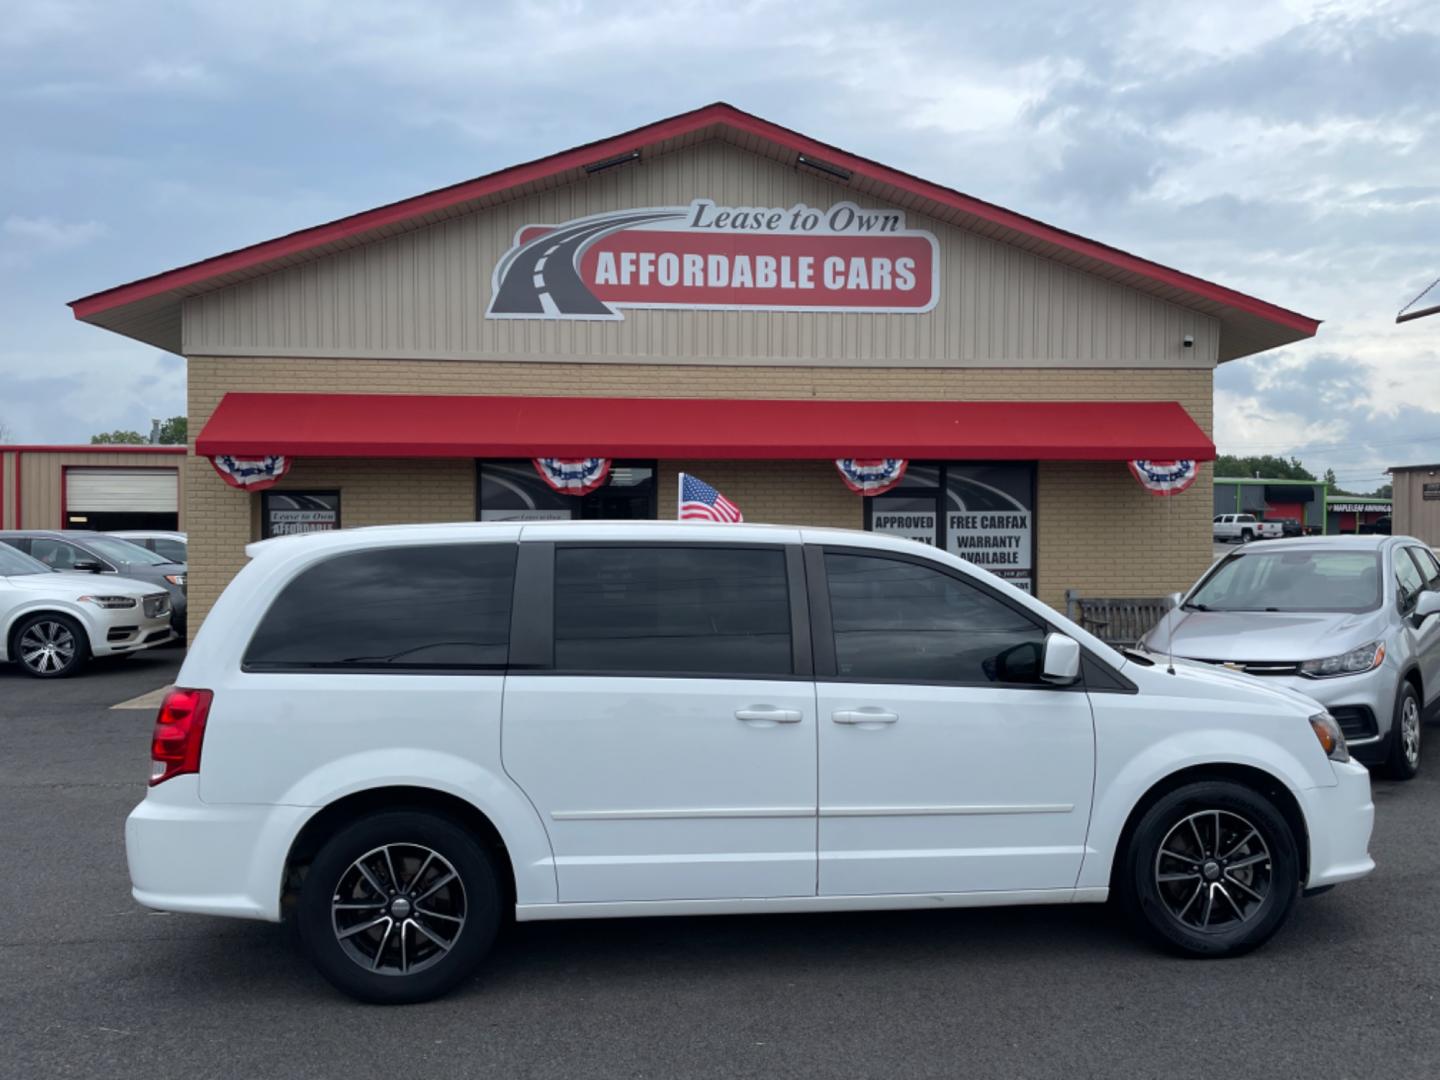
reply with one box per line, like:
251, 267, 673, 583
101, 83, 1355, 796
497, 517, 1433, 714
1063, 592, 1174, 648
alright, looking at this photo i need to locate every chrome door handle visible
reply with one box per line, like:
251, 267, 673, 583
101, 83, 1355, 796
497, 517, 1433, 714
735, 707, 804, 725
832, 709, 899, 725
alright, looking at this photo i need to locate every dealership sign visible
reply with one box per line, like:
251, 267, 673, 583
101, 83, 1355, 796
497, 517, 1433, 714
487, 200, 939, 320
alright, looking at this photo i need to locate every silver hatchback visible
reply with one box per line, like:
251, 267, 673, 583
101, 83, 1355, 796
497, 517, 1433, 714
1143, 535, 1440, 779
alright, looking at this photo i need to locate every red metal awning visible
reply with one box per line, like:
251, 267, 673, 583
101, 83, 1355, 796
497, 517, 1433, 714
195, 393, 1215, 461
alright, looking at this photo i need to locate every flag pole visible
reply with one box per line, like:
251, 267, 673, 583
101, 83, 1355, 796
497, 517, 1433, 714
676, 470, 684, 520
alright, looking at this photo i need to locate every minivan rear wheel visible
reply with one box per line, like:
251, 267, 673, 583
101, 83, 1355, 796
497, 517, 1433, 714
297, 810, 500, 1004
1120, 781, 1299, 957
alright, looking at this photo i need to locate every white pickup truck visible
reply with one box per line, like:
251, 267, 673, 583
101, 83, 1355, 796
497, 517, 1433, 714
1213, 513, 1283, 542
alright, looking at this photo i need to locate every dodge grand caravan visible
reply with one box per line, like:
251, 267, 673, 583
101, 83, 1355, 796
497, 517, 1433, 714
126, 523, 1375, 1003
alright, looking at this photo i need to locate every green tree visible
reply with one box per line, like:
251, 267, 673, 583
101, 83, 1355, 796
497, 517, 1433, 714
89, 429, 147, 445
1214, 454, 1315, 481
156, 416, 187, 445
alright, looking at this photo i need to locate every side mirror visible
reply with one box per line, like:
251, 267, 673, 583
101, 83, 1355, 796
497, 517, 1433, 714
1167, 592, 1184, 610
1041, 632, 1082, 686
71, 559, 104, 573
1414, 591, 1440, 624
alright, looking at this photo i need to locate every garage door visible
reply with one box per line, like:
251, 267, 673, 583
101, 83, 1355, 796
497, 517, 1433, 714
66, 469, 178, 513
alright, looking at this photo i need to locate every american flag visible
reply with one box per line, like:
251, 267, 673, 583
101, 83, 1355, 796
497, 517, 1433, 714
679, 472, 743, 523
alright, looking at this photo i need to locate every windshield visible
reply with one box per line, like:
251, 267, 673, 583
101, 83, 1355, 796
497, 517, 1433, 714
83, 536, 173, 566
0, 543, 50, 576
1188, 549, 1382, 613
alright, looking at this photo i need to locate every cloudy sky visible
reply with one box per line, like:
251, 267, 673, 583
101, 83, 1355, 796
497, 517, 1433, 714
2, 0, 1435, 489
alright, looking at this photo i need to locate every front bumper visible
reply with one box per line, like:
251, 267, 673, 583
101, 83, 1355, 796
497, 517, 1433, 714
1264, 665, 1397, 760
1300, 760, 1375, 889
126, 776, 308, 922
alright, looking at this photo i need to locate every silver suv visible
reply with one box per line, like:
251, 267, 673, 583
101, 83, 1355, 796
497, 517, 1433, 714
1143, 535, 1440, 779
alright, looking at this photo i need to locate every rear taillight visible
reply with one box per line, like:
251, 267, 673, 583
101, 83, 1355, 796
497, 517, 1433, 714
149, 688, 213, 786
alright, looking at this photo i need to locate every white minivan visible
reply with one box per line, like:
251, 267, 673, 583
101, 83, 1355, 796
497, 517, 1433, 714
126, 523, 1375, 1003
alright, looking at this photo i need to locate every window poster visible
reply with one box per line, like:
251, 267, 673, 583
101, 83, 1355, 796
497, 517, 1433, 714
866, 462, 1036, 593
262, 491, 341, 538
943, 464, 1034, 593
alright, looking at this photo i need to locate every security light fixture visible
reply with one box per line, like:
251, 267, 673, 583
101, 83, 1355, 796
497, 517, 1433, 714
796, 154, 852, 181
1182, 335, 1194, 348
584, 150, 641, 175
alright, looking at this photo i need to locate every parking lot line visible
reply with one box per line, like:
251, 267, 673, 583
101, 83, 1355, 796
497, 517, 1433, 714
111, 684, 173, 711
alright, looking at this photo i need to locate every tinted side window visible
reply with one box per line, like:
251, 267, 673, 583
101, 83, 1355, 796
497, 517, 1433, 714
553, 546, 792, 676
30, 539, 95, 571
153, 538, 187, 563
1407, 546, 1440, 590
824, 552, 1045, 684
243, 543, 516, 671
1395, 548, 1425, 612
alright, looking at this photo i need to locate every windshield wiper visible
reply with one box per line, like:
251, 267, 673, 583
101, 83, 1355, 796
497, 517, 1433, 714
1181, 602, 1209, 611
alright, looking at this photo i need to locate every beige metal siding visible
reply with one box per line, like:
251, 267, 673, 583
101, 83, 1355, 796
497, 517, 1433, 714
0, 452, 13, 529
1393, 468, 1440, 547
11, 452, 185, 530
183, 140, 1220, 368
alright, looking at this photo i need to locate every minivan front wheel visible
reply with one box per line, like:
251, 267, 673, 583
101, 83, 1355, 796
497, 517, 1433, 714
1121, 781, 1299, 957
297, 811, 500, 1004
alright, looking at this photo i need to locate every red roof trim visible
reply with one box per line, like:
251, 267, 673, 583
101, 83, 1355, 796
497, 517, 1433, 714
195, 393, 1216, 461
0, 444, 186, 454
70, 104, 1317, 336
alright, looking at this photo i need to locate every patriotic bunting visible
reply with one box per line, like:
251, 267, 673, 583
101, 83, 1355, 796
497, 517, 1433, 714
835, 458, 908, 495
533, 458, 612, 495
1129, 459, 1198, 496
209, 454, 292, 491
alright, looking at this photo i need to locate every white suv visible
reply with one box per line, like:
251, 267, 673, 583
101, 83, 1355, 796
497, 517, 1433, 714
1, 542, 174, 677
127, 522, 1375, 1003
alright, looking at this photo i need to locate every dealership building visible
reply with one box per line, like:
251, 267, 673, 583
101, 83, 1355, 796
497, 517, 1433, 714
1, 444, 185, 531
67, 104, 1318, 631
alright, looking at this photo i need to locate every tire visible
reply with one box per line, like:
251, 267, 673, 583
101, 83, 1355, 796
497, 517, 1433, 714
1120, 781, 1300, 958
11, 613, 88, 678
1240, 530, 1254, 543
1382, 681, 1422, 781
297, 810, 501, 1004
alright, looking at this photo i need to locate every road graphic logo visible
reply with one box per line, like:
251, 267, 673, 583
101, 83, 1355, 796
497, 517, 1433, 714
486, 200, 939, 320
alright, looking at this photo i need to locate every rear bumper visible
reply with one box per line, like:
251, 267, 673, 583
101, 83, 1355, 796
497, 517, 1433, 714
1300, 760, 1375, 889
126, 776, 307, 922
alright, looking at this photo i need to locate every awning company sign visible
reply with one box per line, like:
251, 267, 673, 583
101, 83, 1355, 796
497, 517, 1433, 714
1330, 502, 1391, 513
487, 200, 939, 320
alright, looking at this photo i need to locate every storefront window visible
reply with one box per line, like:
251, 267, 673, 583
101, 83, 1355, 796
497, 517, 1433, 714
866, 462, 1036, 593
477, 460, 657, 521
261, 491, 341, 538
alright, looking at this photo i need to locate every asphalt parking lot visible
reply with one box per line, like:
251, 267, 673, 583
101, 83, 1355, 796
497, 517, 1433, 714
3, 650, 1439, 1079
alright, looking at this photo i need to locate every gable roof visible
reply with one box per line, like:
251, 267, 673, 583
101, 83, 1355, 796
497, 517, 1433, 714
69, 102, 1318, 361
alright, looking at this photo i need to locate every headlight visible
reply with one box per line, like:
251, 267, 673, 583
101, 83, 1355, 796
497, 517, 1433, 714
78, 595, 138, 609
1309, 711, 1350, 763
165, 574, 186, 587
1299, 641, 1385, 678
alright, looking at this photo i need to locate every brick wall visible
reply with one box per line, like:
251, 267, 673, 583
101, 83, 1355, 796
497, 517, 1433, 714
186, 355, 1213, 631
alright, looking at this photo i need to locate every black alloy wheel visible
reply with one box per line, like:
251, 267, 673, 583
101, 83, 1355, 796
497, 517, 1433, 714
1121, 780, 1299, 957
297, 810, 500, 1004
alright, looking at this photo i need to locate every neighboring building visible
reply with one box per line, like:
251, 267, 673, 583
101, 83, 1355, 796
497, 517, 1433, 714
1326, 495, 1391, 535
0, 445, 186, 531
66, 104, 1318, 632
1213, 477, 1326, 533
1390, 464, 1440, 545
